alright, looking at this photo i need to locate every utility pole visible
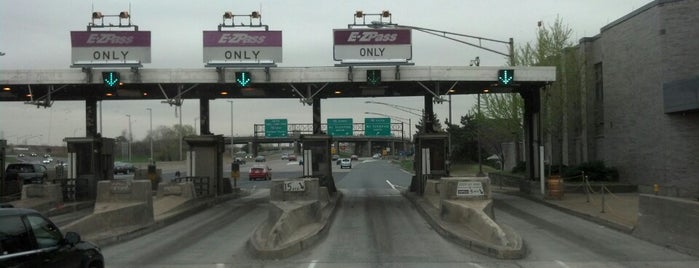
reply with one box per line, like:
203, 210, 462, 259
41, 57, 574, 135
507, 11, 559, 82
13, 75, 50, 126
126, 114, 132, 162
228, 100, 234, 160
146, 108, 153, 163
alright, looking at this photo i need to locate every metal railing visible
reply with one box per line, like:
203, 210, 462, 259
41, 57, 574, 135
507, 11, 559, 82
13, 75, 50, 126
52, 178, 90, 202
173, 176, 210, 197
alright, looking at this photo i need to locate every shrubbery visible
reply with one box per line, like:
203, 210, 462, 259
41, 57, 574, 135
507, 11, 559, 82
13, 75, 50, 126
511, 160, 619, 182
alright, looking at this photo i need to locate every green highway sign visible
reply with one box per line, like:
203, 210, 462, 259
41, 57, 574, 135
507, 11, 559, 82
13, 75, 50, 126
328, 118, 353, 136
264, 119, 288, 137
364, 117, 391, 136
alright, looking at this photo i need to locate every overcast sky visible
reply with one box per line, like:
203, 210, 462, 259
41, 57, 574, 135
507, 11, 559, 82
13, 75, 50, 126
0, 0, 652, 146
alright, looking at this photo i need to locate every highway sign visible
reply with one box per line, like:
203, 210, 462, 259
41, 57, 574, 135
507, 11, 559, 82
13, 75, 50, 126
203, 31, 283, 63
364, 118, 391, 136
333, 29, 412, 61
327, 118, 353, 136
264, 119, 288, 137
71, 31, 151, 64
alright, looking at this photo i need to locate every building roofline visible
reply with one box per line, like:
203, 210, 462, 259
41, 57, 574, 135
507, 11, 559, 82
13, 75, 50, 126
600, 0, 683, 32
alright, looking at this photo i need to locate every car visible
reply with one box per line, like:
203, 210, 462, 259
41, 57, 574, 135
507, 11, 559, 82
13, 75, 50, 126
248, 165, 272, 181
0, 207, 104, 267
30, 153, 37, 157
351, 154, 359, 161
339, 158, 352, 169
372, 153, 381, 159
43, 154, 51, 158
41, 158, 51, 164
254, 155, 266, 162
287, 154, 297, 161
17, 153, 25, 157
331, 154, 339, 161
233, 157, 246, 165
114, 161, 136, 175
281, 153, 289, 160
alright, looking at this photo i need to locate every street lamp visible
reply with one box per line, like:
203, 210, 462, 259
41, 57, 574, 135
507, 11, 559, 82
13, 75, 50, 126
146, 108, 153, 163
227, 100, 234, 160
126, 114, 132, 161
364, 101, 422, 117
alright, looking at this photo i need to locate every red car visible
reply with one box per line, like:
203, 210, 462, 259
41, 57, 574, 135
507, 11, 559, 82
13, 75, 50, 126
288, 154, 298, 161
249, 165, 272, 181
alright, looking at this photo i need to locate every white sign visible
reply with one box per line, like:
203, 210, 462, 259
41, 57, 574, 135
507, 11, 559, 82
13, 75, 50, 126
283, 180, 306, 192
71, 31, 151, 64
456, 181, 484, 196
203, 31, 283, 63
333, 29, 412, 61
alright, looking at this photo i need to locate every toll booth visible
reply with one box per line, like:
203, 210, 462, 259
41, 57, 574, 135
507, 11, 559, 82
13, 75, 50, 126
301, 135, 337, 193
410, 133, 450, 195
184, 135, 225, 196
63, 137, 115, 200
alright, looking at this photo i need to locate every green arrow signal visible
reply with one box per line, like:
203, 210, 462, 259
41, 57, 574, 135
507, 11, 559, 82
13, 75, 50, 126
104, 72, 119, 87
498, 69, 514, 86
236, 72, 251, 87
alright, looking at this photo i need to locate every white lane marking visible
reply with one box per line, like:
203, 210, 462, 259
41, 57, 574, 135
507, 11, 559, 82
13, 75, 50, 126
400, 169, 414, 175
469, 263, 485, 268
556, 260, 570, 268
386, 180, 397, 190
215, 263, 225, 268
308, 259, 318, 268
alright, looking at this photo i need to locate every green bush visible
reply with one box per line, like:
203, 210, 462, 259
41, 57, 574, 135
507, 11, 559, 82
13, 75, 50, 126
562, 160, 619, 181
511, 161, 526, 173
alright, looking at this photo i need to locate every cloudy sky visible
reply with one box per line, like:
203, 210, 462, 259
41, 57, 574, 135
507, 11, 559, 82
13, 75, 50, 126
0, 0, 652, 145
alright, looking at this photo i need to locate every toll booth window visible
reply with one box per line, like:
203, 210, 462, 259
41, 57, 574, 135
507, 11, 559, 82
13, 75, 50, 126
422, 138, 446, 174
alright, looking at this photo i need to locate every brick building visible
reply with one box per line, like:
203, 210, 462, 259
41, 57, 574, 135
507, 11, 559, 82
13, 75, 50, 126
565, 0, 698, 198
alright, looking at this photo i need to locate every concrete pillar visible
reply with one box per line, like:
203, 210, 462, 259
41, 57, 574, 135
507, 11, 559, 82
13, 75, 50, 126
199, 98, 211, 135
85, 98, 97, 137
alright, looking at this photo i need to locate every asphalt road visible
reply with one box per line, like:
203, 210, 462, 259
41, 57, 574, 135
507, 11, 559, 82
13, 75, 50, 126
100, 159, 699, 267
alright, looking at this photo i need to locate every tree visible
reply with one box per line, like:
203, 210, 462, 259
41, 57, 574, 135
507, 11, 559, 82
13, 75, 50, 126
414, 112, 444, 134
477, 16, 576, 168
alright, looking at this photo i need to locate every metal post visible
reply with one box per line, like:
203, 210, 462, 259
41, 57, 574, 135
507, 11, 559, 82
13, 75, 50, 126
228, 100, 234, 160
126, 114, 132, 162
178, 105, 183, 161
601, 185, 606, 213
477, 93, 484, 176
147, 108, 153, 163
194, 117, 199, 135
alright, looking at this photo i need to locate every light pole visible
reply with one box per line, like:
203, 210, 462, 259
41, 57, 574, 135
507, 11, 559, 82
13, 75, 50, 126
227, 100, 234, 160
126, 114, 132, 162
477, 93, 484, 176
146, 108, 153, 163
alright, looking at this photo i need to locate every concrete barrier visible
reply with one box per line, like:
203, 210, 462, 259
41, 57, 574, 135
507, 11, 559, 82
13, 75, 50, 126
63, 180, 154, 238
154, 182, 197, 216
9, 183, 63, 213
405, 177, 525, 259
634, 194, 699, 257
249, 178, 340, 259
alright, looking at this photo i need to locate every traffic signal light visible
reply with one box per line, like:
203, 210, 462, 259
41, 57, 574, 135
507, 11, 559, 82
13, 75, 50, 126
102, 71, 121, 96
235, 71, 252, 87
367, 70, 381, 86
497, 69, 514, 86
102, 71, 121, 88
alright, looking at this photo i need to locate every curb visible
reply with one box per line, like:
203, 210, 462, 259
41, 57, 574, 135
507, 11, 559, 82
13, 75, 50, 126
403, 191, 526, 259
495, 190, 635, 234
248, 191, 343, 259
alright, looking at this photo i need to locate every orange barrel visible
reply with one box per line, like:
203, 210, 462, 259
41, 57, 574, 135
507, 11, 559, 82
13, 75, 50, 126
547, 175, 564, 199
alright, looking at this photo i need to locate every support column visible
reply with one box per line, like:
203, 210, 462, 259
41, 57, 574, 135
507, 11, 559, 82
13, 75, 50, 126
85, 98, 97, 137
521, 89, 542, 182
199, 98, 211, 135
424, 95, 434, 133
367, 141, 372, 157
312, 98, 322, 134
